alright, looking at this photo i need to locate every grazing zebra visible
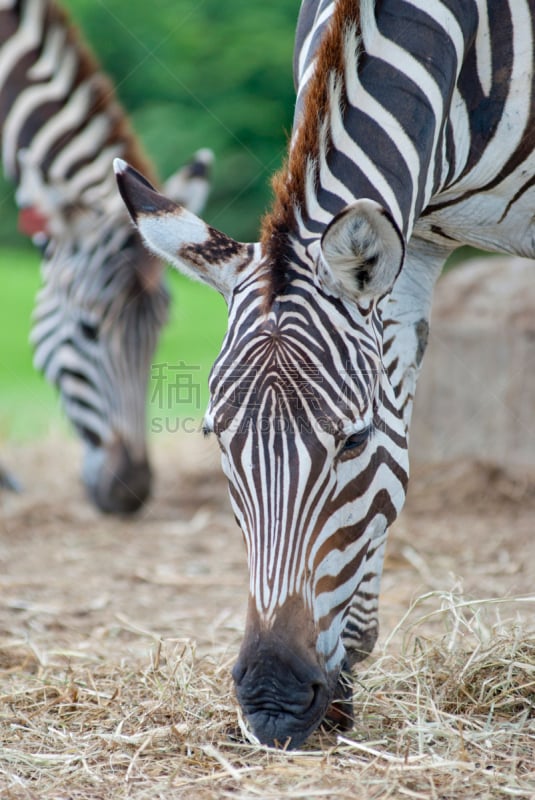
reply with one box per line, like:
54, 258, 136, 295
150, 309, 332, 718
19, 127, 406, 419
0, 0, 212, 512
115, 0, 535, 745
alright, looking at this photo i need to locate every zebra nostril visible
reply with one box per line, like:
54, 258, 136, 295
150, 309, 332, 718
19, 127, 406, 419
307, 681, 326, 713
231, 660, 248, 686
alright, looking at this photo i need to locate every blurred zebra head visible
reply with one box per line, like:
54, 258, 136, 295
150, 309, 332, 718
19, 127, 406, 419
115, 161, 409, 745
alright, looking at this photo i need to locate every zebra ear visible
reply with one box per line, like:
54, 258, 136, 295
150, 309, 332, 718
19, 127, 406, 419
319, 200, 405, 302
162, 148, 214, 215
114, 158, 252, 300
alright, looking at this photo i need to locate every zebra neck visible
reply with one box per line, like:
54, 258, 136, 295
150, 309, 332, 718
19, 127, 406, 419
266, 0, 478, 245
0, 0, 157, 208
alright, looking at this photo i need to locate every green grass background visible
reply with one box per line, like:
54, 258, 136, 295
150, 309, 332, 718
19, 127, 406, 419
0, 247, 227, 442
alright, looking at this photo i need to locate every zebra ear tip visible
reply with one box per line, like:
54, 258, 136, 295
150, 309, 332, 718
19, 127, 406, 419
114, 160, 171, 223
193, 148, 215, 166
113, 157, 129, 175
114, 160, 140, 222
113, 158, 157, 195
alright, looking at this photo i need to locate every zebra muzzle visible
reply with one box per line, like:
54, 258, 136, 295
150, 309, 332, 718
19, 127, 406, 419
82, 438, 152, 515
232, 643, 331, 749
232, 598, 340, 748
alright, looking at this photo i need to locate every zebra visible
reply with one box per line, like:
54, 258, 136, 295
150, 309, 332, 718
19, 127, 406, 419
115, 0, 535, 745
0, 0, 213, 512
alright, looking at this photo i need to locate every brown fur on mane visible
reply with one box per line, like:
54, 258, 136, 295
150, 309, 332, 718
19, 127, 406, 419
49, 1, 158, 186
260, 0, 362, 262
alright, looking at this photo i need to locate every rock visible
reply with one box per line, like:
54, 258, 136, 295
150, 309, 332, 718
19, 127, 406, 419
410, 257, 535, 467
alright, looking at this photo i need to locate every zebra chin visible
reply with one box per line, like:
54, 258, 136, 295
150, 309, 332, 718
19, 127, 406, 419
81, 437, 152, 515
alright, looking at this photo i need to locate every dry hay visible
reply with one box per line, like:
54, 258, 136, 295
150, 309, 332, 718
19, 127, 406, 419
1, 592, 534, 799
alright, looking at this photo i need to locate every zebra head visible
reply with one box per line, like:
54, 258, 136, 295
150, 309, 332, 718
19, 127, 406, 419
115, 160, 409, 747
31, 210, 169, 515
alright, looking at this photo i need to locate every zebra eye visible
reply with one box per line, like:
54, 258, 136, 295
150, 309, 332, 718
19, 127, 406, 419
202, 414, 214, 437
79, 321, 99, 342
339, 426, 371, 458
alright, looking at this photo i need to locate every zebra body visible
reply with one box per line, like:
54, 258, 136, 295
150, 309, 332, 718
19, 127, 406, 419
116, 0, 534, 745
0, 0, 212, 512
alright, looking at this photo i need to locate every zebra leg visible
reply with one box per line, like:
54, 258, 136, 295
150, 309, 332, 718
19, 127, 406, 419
322, 535, 388, 731
340, 531, 389, 675
321, 656, 355, 732
322, 593, 382, 731
381, 238, 452, 433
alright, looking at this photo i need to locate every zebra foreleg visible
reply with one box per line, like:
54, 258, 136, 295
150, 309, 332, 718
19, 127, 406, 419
321, 584, 383, 732
341, 537, 386, 666
382, 239, 451, 432
320, 537, 388, 732
321, 657, 355, 732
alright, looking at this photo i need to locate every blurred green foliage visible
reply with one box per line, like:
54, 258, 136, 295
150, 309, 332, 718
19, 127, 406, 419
0, 249, 61, 439
0, 0, 298, 247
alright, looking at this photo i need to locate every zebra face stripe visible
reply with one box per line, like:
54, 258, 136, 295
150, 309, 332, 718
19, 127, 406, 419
207, 255, 408, 676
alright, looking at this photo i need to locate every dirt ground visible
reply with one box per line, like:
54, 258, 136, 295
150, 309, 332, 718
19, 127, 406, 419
1, 433, 534, 798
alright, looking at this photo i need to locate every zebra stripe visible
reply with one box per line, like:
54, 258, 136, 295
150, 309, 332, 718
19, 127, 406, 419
209, 263, 407, 652
114, 0, 535, 746
0, 0, 212, 512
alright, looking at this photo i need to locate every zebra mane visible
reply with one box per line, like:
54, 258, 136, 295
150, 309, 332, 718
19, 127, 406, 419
260, 0, 364, 301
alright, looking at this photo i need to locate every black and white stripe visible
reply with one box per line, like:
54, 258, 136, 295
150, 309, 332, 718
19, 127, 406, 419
0, 0, 212, 512
115, 0, 534, 745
